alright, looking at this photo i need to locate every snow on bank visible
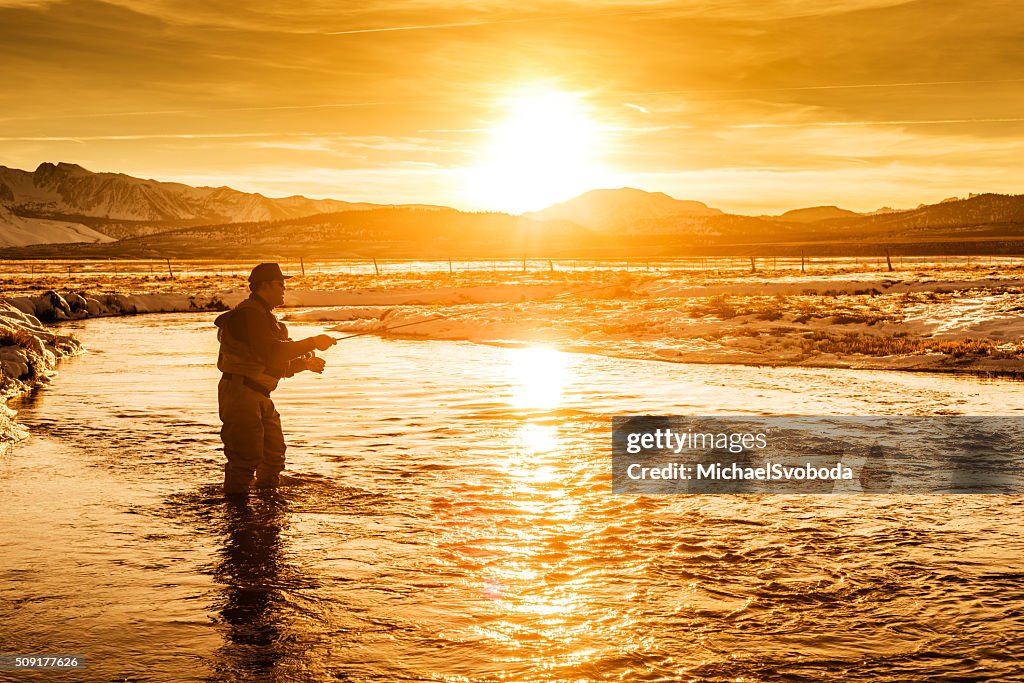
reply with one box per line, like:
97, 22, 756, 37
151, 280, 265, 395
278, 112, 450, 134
0, 288, 235, 444
4, 290, 235, 322
3, 270, 1023, 443
0, 302, 81, 444
282, 282, 608, 307
281, 277, 1024, 376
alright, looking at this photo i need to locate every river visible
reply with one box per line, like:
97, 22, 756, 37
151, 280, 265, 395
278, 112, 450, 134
2, 313, 1023, 681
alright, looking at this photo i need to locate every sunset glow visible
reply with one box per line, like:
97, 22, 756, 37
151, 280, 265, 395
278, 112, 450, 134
465, 88, 612, 213
1, 2, 1022, 213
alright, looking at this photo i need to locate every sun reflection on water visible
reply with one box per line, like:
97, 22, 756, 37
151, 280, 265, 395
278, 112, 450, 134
506, 346, 569, 410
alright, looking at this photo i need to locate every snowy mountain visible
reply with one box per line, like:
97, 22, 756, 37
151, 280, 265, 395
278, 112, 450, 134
0, 162, 380, 223
0, 203, 113, 247
3, 162, 1023, 253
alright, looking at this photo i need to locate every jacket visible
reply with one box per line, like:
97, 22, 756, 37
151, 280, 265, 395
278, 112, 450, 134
214, 296, 317, 393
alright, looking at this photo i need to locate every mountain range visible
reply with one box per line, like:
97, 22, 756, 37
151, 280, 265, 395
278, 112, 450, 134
1, 162, 1023, 256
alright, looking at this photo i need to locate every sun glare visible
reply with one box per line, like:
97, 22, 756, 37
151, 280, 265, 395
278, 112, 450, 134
507, 345, 569, 410
466, 88, 612, 214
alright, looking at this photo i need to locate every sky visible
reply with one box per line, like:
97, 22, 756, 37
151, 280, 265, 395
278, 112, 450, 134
1, 0, 1022, 214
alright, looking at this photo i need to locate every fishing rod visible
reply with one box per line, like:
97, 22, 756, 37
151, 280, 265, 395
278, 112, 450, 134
326, 275, 660, 343
328, 315, 447, 342
323, 268, 676, 344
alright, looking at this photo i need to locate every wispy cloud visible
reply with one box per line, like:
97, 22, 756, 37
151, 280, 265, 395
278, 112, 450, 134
630, 78, 1024, 97
323, 7, 665, 35
730, 117, 1024, 128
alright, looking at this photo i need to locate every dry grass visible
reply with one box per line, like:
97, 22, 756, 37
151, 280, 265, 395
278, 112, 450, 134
800, 331, 1024, 359
689, 293, 893, 326
0, 325, 40, 350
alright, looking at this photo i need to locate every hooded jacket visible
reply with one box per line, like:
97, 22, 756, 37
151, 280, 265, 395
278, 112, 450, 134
214, 295, 317, 393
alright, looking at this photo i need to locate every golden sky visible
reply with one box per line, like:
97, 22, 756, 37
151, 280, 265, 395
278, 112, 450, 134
1, 0, 1022, 214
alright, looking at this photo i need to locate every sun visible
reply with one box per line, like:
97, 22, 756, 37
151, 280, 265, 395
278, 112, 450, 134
465, 87, 612, 214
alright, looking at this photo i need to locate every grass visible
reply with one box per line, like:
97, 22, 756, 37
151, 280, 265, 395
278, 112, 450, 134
800, 331, 1024, 359
689, 293, 893, 325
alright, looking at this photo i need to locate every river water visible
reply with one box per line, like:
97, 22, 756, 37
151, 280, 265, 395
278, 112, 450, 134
2, 313, 1023, 682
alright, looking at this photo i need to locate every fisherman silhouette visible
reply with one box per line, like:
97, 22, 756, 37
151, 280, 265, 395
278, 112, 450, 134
214, 263, 337, 496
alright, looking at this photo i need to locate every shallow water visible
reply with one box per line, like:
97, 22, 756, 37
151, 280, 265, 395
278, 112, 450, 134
2, 313, 1023, 681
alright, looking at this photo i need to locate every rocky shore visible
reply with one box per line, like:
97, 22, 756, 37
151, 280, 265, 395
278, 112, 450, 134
0, 289, 229, 445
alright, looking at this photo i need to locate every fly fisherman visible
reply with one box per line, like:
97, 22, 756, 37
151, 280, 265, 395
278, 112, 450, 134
215, 263, 337, 496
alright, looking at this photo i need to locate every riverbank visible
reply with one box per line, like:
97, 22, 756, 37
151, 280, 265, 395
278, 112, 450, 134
0, 289, 232, 444
0, 301, 81, 444
287, 271, 1024, 376
3, 262, 1023, 442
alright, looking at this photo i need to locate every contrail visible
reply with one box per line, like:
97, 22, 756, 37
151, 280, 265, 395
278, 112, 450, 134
0, 101, 405, 124
0, 132, 350, 142
325, 8, 663, 35
730, 117, 1024, 128
634, 78, 1024, 96
6, 116, 1021, 143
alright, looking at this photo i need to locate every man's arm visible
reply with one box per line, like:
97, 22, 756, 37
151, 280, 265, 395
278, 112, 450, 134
229, 308, 335, 376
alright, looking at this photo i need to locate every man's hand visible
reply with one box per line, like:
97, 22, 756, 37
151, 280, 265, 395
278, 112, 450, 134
306, 356, 327, 374
312, 334, 337, 351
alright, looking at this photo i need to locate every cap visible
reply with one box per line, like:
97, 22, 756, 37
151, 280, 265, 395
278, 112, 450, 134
248, 262, 292, 284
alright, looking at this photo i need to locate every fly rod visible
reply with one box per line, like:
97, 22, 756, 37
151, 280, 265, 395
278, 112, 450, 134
329, 315, 446, 342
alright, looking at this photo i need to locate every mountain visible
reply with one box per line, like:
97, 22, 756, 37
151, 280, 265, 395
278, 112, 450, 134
0, 161, 395, 224
29, 207, 594, 258
0, 202, 113, 247
3, 162, 1024, 255
775, 206, 862, 223
818, 193, 1024, 235
524, 188, 722, 232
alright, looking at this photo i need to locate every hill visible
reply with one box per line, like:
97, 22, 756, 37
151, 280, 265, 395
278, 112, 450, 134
3, 162, 1024, 256
775, 206, 862, 223
27, 207, 593, 259
0, 203, 113, 247
524, 188, 722, 231
0, 162, 393, 224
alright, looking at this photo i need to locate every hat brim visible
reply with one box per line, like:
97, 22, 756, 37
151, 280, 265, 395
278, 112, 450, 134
250, 275, 294, 283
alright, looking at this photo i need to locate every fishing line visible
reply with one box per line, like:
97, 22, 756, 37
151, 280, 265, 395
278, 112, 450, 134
328, 315, 447, 342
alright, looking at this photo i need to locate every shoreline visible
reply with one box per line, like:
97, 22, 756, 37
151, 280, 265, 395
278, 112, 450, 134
4, 266, 1023, 441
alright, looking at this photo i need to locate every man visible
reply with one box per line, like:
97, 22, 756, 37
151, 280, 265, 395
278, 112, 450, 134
215, 262, 337, 496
